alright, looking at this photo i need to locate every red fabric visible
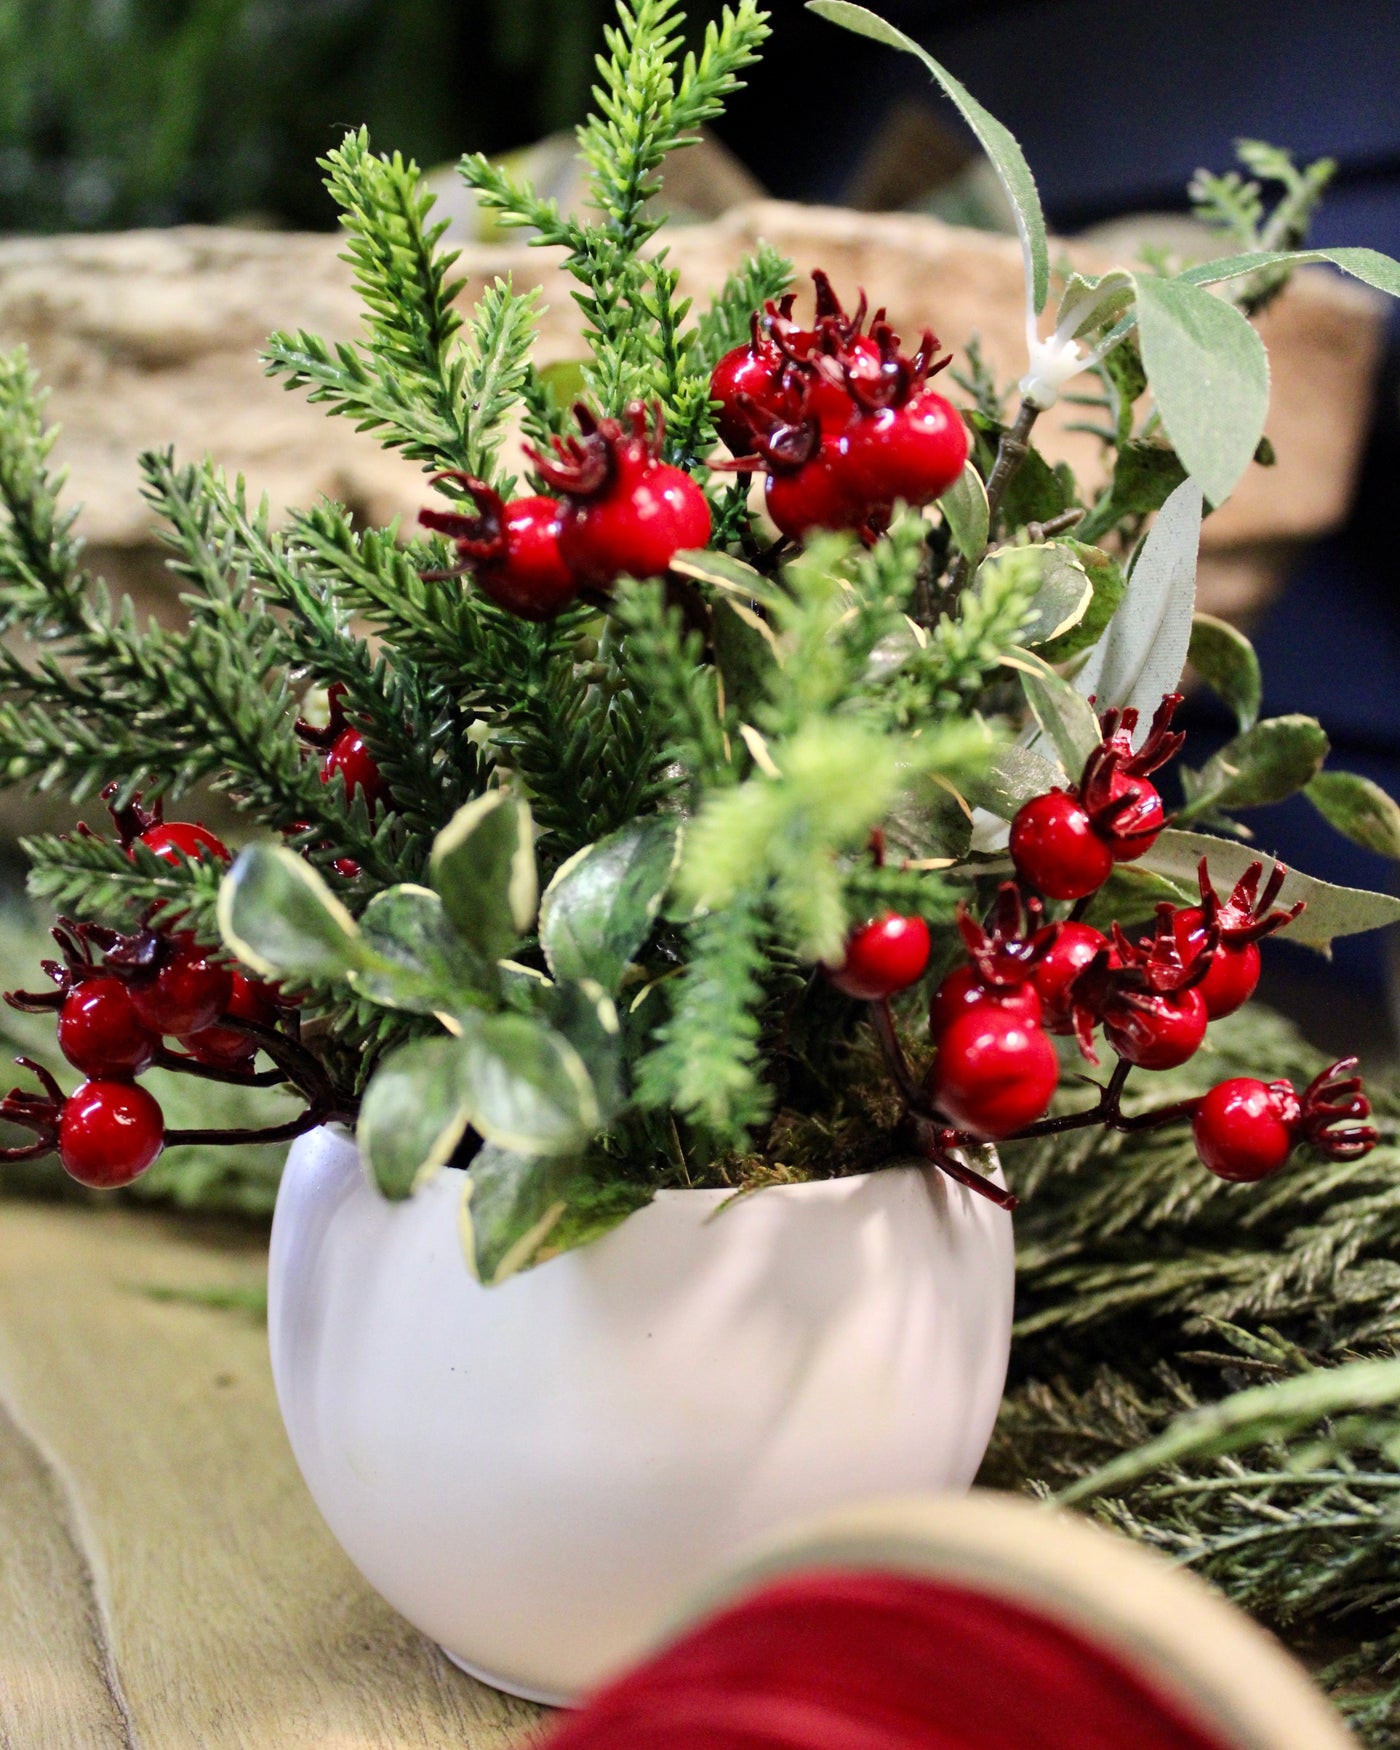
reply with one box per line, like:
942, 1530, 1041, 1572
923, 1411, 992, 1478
545, 1570, 1236, 1750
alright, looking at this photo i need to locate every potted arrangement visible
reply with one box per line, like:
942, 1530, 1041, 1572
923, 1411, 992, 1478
3, 0, 1400, 1704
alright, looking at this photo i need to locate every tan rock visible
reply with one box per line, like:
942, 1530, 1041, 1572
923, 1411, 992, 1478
0, 200, 1385, 629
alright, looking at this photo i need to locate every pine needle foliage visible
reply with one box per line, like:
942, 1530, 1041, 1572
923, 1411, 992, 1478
985, 1007, 1400, 1741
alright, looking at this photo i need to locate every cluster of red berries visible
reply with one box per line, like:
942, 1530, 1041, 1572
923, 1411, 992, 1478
1, 797, 286, 1188
419, 402, 712, 621
825, 698, 1378, 1185
709, 271, 969, 541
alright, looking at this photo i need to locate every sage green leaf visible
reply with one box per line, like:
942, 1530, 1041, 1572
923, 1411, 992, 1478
807, 1, 1049, 313
1077, 441, 1187, 542
1180, 716, 1329, 817
965, 742, 1065, 821
358, 1037, 475, 1200
1189, 612, 1261, 731
429, 791, 537, 965
538, 978, 626, 1121
1020, 665, 1101, 776
1135, 275, 1270, 507
1180, 246, 1400, 300
1076, 476, 1202, 720
217, 845, 364, 981
937, 459, 989, 562
1034, 543, 1126, 664
456, 1009, 599, 1156
539, 817, 682, 992
1137, 829, 1400, 952
1081, 863, 1195, 934
670, 546, 786, 613
1056, 269, 1136, 339
1009, 543, 1093, 650
1306, 770, 1400, 859
712, 595, 778, 720
459, 1145, 651, 1284
350, 884, 493, 1013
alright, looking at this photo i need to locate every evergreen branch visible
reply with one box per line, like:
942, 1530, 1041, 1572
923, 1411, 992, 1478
635, 885, 773, 1146
21, 832, 228, 936
613, 578, 732, 794
261, 329, 461, 470
181, 467, 488, 835
265, 130, 492, 477
879, 544, 1040, 727
0, 346, 89, 635
690, 243, 795, 375
455, 152, 588, 250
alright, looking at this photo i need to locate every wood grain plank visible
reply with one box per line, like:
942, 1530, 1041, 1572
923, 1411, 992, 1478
0, 1204, 546, 1748
0, 1399, 134, 1748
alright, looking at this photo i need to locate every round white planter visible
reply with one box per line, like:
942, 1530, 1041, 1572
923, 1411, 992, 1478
268, 1124, 1015, 1705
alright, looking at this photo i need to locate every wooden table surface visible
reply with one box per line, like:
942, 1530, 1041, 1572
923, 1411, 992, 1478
0, 1201, 546, 1748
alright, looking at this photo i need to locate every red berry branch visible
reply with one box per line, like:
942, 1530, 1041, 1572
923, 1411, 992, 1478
0, 790, 356, 1190
824, 698, 1378, 1209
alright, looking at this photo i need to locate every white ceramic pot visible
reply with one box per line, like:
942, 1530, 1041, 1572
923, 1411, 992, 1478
268, 1124, 1015, 1705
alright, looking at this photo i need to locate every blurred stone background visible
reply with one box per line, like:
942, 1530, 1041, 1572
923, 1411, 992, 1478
3, 0, 1399, 1060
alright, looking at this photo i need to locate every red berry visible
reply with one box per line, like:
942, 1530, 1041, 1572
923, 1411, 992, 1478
58, 1081, 165, 1188
842, 389, 968, 508
1099, 770, 1166, 863
136, 821, 230, 866
1009, 791, 1114, 901
322, 727, 388, 808
126, 938, 232, 1037
560, 453, 712, 588
1175, 906, 1262, 1019
178, 972, 278, 1070
930, 963, 1041, 1039
1103, 986, 1207, 1071
711, 334, 787, 455
57, 977, 159, 1078
475, 496, 578, 620
828, 914, 931, 1002
803, 335, 884, 433
1193, 1078, 1297, 1181
932, 1005, 1059, 1140
764, 444, 875, 540
1030, 923, 1109, 1034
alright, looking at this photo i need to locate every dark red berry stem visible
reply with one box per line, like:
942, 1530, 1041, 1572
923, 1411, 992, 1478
151, 1044, 289, 1089
944, 398, 1041, 592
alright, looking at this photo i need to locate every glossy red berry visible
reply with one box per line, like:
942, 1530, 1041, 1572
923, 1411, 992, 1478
932, 1005, 1059, 1140
1175, 906, 1262, 1019
1030, 923, 1109, 1034
57, 976, 159, 1078
1009, 791, 1114, 901
178, 972, 278, 1070
58, 1080, 165, 1187
126, 938, 232, 1037
827, 914, 931, 1001
711, 330, 787, 455
842, 389, 968, 508
930, 963, 1041, 1039
136, 821, 230, 866
1193, 1078, 1297, 1181
322, 727, 388, 808
764, 445, 874, 540
478, 496, 577, 620
562, 457, 711, 587
1103, 986, 1207, 1071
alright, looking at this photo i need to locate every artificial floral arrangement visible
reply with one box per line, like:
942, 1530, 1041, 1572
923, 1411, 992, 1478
2, 0, 1400, 1290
